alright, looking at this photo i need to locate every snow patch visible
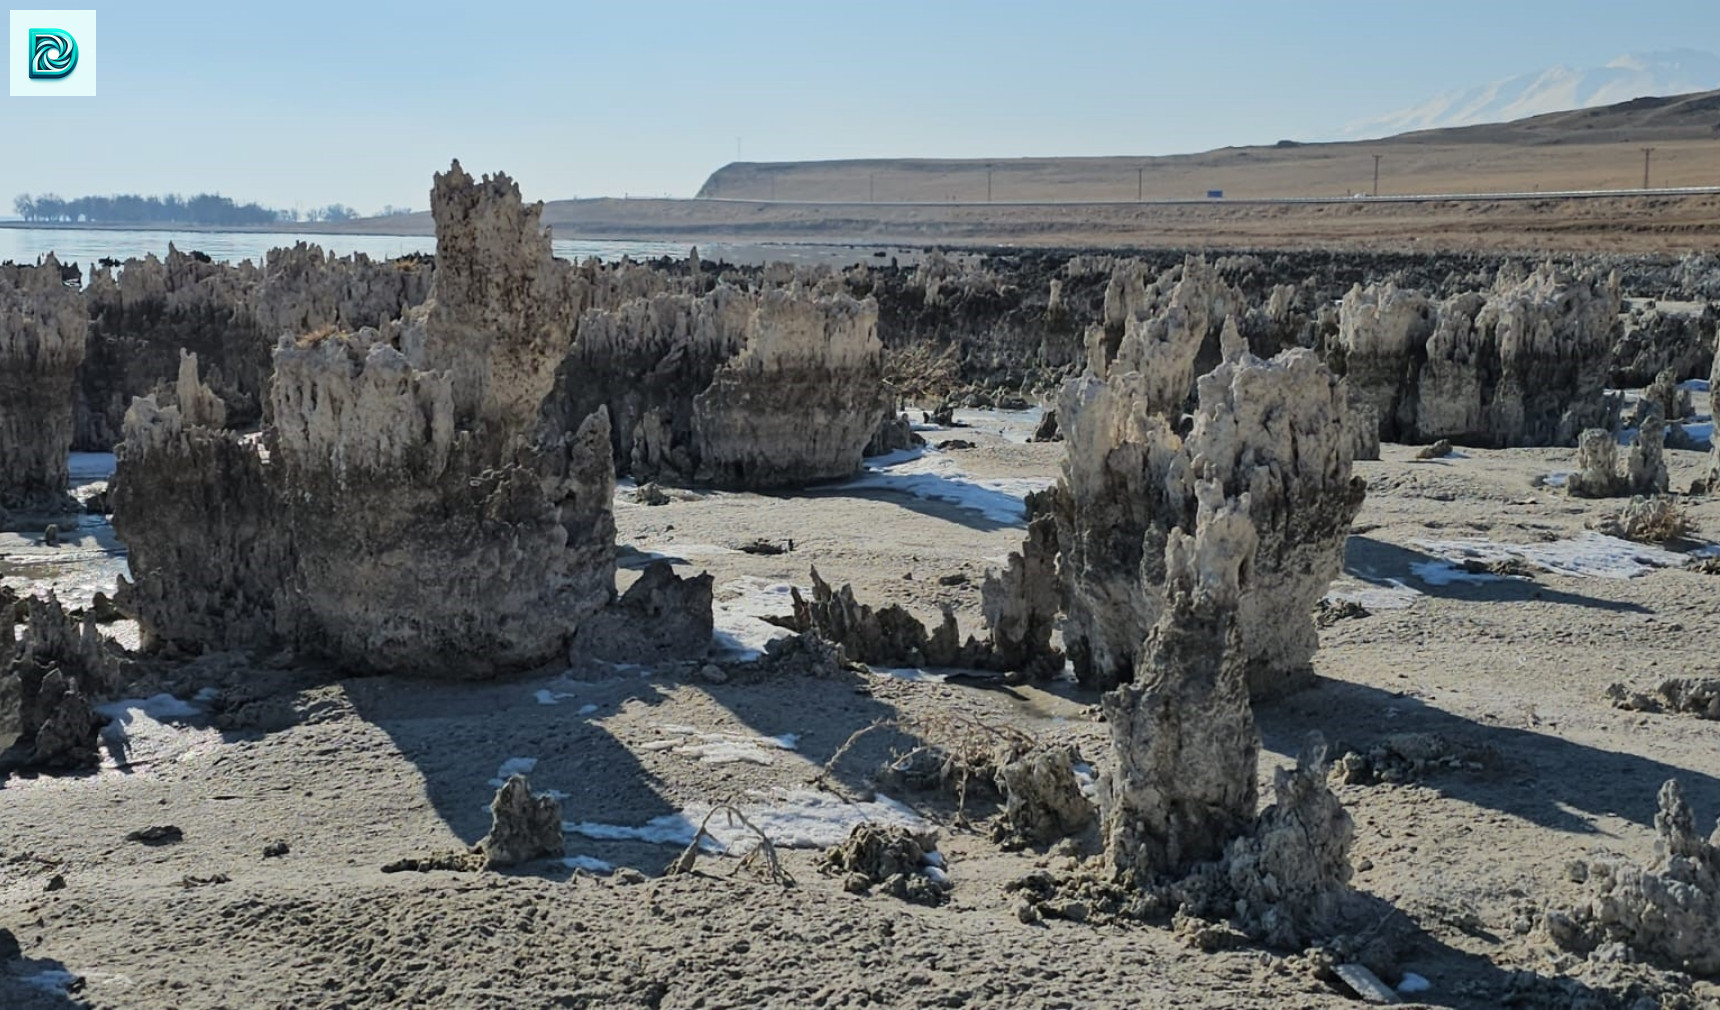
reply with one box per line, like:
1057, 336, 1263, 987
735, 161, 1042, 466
1324, 577, 1423, 610
564, 789, 929, 854
1397, 972, 1432, 995
1409, 562, 1506, 587
711, 577, 800, 660
875, 667, 949, 683
89, 693, 220, 772
1415, 532, 1682, 580
562, 855, 614, 875
643, 725, 801, 765
835, 450, 1054, 526
1072, 761, 1100, 801
489, 757, 538, 787
95, 693, 200, 722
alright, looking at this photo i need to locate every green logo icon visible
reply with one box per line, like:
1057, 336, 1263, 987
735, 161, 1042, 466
28, 29, 78, 80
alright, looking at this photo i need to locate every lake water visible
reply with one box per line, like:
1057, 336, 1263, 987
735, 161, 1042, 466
0, 227, 923, 270
0, 227, 687, 267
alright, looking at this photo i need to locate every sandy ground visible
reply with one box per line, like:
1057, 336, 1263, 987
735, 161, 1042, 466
4, 408, 1720, 1008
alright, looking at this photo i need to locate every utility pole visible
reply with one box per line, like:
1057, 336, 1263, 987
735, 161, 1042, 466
1372, 154, 1382, 197
1642, 147, 1655, 189
1138, 166, 1144, 202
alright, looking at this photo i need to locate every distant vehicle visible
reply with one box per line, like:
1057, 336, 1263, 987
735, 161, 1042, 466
1206, 190, 1224, 199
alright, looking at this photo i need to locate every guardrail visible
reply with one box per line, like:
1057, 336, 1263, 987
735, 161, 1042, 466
692, 186, 1720, 208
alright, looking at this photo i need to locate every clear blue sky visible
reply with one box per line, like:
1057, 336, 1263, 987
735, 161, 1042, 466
3, 0, 1718, 213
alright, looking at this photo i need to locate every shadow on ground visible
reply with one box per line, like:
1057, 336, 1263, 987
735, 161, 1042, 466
1344, 536, 1653, 614
1256, 678, 1720, 834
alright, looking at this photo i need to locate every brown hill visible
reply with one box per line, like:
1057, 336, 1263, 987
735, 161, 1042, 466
329, 89, 1720, 253
696, 89, 1720, 203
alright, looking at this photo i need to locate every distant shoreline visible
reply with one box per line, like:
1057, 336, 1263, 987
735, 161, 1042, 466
0, 220, 428, 238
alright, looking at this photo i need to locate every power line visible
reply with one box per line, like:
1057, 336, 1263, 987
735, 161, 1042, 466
1642, 147, 1656, 190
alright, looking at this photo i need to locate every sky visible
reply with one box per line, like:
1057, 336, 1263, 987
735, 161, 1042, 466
3, 0, 1719, 214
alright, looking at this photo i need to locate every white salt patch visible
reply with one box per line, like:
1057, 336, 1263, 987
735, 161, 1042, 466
1397, 972, 1431, 994
96, 693, 200, 722
1071, 762, 1100, 801
711, 577, 800, 659
922, 865, 950, 886
89, 695, 220, 773
192, 686, 220, 703
1416, 533, 1682, 580
922, 851, 945, 869
534, 689, 568, 706
875, 667, 949, 683
577, 703, 600, 716
564, 813, 704, 848
1542, 471, 1571, 488
1324, 578, 1422, 610
645, 725, 801, 765
836, 450, 1054, 526
684, 790, 929, 852
1409, 562, 1505, 587
562, 855, 614, 875
566, 789, 929, 854
489, 757, 538, 787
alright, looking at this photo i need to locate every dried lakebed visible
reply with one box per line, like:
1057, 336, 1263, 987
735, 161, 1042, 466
3, 425, 1720, 1008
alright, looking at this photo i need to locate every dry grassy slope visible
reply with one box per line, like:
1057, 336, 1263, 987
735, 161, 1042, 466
698, 89, 1720, 202
326, 89, 1720, 253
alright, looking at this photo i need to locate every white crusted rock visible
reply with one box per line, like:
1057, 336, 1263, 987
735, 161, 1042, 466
0, 257, 86, 514
1551, 780, 1720, 977
1102, 488, 1260, 878
1057, 348, 1365, 695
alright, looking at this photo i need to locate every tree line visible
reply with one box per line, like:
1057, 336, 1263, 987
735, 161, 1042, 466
12, 193, 409, 226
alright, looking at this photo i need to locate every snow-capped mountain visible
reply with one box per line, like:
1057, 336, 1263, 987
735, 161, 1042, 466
1345, 50, 1720, 137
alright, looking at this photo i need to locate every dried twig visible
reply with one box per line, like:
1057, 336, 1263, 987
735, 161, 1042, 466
664, 802, 796, 886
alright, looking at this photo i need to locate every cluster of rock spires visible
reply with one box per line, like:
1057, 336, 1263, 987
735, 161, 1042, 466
0, 257, 85, 517
797, 255, 1369, 945
1041, 264, 1367, 697
541, 282, 891, 489
0, 593, 124, 770
77, 243, 433, 450
112, 165, 671, 676
1334, 263, 1622, 448
106, 162, 898, 677
1550, 780, 1720, 977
